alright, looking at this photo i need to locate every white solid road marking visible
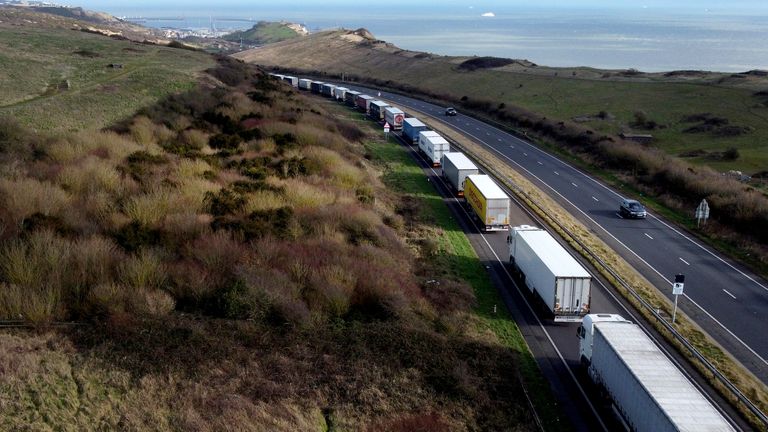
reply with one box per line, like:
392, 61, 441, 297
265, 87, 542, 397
592, 196, 599, 202
680, 257, 690, 265
723, 289, 737, 299
645, 233, 654, 240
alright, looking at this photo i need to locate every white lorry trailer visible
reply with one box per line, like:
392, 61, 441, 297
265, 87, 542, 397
463, 174, 510, 231
334, 87, 349, 101
418, 131, 450, 166
383, 107, 405, 130
298, 78, 312, 90
508, 225, 591, 321
441, 152, 478, 196
578, 314, 735, 432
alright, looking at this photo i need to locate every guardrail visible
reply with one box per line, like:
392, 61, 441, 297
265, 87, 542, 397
447, 135, 768, 428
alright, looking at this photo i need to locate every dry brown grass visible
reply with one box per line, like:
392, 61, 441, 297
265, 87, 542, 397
0, 177, 72, 226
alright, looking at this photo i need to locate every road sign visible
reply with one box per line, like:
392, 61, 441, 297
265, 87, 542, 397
383, 122, 390, 133
673, 283, 684, 295
695, 199, 710, 227
672, 274, 685, 323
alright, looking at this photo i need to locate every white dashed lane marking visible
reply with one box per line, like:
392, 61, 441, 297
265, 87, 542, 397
592, 196, 599, 201
723, 289, 737, 299
679, 257, 690, 266
644, 233, 654, 240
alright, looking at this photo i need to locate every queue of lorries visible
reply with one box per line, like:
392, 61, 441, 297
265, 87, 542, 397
270, 73, 736, 432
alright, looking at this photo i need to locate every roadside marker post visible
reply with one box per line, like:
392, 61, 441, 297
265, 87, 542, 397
695, 199, 710, 227
672, 274, 685, 324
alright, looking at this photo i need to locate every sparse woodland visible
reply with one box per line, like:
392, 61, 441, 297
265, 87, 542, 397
0, 56, 539, 431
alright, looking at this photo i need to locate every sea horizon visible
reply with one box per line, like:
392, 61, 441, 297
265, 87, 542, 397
65, 2, 768, 73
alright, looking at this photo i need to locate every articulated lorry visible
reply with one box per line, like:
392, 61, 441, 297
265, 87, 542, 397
418, 131, 449, 166
578, 314, 735, 432
463, 174, 510, 231
508, 225, 590, 321
402, 117, 427, 143
384, 107, 405, 130
441, 152, 478, 196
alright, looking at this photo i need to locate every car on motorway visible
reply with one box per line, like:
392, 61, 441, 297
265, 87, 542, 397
619, 199, 647, 218
445, 107, 457, 116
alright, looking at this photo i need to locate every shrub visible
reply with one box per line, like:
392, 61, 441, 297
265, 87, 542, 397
204, 188, 247, 216
722, 147, 740, 161
112, 221, 168, 252
0, 230, 71, 321
0, 178, 71, 226
209, 133, 242, 150
122, 188, 175, 226
119, 249, 167, 290
57, 157, 122, 196
458, 57, 515, 71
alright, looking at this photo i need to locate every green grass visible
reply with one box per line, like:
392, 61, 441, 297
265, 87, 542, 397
0, 26, 215, 131
223, 21, 301, 45
362, 129, 568, 431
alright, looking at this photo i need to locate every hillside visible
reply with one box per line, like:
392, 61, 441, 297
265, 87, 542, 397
0, 11, 552, 431
0, 7, 214, 131
234, 29, 768, 176
223, 21, 306, 45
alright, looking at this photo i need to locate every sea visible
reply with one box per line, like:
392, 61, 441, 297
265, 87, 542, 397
65, 2, 768, 73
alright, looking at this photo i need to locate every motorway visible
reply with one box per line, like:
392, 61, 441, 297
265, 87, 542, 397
338, 83, 768, 385
369, 117, 747, 431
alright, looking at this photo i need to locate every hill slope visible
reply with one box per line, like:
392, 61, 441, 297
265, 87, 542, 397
223, 21, 306, 45
234, 29, 768, 175
0, 7, 214, 131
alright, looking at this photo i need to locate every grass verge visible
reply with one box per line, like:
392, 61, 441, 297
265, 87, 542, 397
350, 107, 568, 431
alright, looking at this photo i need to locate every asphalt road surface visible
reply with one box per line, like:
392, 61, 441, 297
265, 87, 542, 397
337, 83, 768, 386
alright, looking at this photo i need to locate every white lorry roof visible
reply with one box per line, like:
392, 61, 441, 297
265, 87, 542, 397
514, 228, 590, 277
466, 174, 507, 200
347, 90, 361, 95
384, 107, 404, 114
420, 132, 448, 145
358, 94, 374, 100
597, 323, 735, 431
443, 152, 477, 171
404, 118, 425, 127
370, 100, 389, 107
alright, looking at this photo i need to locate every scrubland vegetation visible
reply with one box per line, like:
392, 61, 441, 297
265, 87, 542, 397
0, 55, 543, 430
